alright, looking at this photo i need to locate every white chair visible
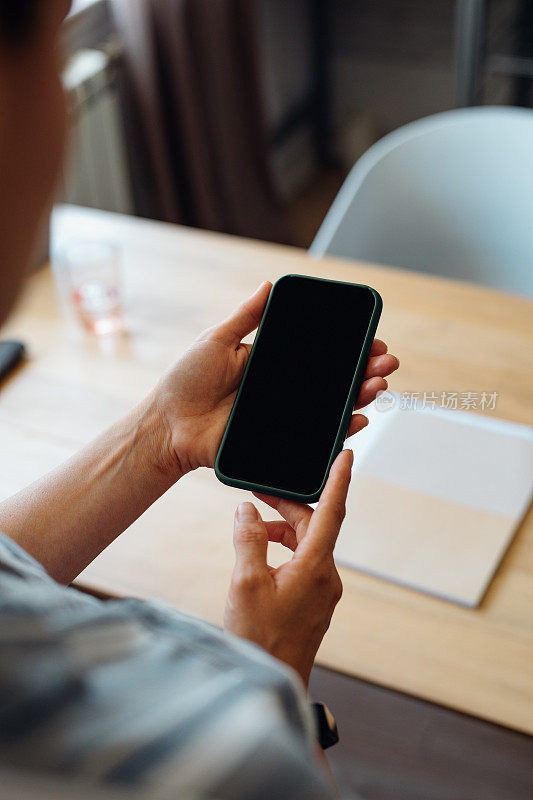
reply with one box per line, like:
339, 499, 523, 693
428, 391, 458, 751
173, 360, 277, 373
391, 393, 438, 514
311, 107, 533, 297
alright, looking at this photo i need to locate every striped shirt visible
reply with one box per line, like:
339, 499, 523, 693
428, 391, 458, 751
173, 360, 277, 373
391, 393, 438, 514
0, 532, 332, 799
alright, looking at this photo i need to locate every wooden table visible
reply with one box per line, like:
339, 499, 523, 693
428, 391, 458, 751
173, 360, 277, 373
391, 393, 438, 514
1, 205, 532, 735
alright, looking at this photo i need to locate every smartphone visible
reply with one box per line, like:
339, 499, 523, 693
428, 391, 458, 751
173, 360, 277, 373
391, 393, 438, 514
215, 275, 382, 503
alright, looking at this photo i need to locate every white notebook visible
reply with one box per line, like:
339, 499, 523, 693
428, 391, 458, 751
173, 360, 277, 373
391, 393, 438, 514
337, 395, 533, 607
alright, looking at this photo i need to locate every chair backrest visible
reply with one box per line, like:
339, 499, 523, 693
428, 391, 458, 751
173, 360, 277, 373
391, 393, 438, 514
311, 107, 533, 296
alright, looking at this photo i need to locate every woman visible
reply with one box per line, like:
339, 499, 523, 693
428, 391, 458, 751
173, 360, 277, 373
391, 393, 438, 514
0, 2, 399, 797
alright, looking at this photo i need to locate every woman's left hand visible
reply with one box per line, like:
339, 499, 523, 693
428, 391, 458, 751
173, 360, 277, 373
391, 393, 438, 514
152, 281, 400, 478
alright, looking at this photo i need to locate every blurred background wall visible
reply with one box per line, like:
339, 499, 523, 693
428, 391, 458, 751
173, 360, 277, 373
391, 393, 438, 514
62, 0, 533, 247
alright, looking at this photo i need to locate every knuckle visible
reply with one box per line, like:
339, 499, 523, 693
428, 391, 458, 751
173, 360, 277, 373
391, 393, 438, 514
235, 524, 266, 546
332, 573, 343, 604
233, 569, 261, 594
312, 562, 343, 603
239, 300, 255, 323
313, 562, 334, 587
331, 499, 346, 522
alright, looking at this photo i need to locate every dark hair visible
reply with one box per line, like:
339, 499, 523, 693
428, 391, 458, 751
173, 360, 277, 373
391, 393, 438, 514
0, 1, 41, 42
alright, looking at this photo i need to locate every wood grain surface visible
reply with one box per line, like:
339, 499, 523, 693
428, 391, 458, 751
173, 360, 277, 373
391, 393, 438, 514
1, 205, 532, 734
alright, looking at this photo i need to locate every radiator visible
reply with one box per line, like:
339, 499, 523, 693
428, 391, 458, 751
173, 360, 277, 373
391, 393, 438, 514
62, 48, 133, 215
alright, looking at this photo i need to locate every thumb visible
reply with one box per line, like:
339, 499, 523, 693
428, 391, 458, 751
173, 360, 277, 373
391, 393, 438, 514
233, 502, 268, 572
210, 282, 272, 347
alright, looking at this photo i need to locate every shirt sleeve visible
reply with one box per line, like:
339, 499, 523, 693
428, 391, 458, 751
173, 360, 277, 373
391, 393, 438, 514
0, 533, 332, 800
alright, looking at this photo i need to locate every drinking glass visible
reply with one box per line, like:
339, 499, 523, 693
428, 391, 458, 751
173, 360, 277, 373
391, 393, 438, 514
60, 241, 123, 336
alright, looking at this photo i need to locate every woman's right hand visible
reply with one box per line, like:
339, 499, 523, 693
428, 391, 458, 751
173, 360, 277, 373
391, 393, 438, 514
224, 449, 353, 688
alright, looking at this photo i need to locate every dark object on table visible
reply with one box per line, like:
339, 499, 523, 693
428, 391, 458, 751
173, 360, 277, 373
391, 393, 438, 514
0, 340, 26, 385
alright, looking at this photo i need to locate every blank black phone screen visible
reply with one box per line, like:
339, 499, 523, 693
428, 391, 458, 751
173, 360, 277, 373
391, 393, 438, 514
217, 275, 378, 497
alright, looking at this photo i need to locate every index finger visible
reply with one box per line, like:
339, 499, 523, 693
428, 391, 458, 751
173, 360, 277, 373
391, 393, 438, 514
297, 449, 354, 562
253, 493, 312, 543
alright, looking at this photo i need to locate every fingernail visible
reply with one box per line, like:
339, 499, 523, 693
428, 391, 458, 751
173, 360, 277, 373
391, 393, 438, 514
344, 449, 354, 466
237, 502, 258, 522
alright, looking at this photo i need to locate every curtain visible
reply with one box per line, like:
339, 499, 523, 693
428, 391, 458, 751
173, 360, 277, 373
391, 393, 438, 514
111, 0, 290, 243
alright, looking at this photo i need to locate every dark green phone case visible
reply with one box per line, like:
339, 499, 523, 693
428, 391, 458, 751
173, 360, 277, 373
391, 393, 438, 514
214, 274, 383, 503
